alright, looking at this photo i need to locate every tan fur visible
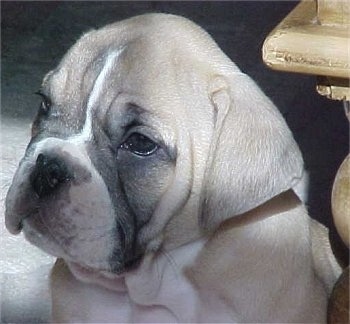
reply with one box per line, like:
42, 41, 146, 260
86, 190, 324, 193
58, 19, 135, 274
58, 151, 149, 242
5, 14, 341, 323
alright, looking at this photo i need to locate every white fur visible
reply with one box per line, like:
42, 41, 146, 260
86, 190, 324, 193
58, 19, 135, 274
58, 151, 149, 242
70, 48, 125, 144
52, 207, 339, 323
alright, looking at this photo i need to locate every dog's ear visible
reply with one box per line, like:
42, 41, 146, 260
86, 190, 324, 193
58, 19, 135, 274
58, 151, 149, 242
200, 73, 304, 230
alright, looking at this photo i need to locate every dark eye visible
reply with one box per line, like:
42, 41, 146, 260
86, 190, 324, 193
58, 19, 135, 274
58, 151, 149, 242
121, 133, 158, 156
35, 91, 51, 115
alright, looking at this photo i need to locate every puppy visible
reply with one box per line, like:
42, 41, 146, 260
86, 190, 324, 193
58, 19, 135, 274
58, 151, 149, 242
5, 14, 340, 323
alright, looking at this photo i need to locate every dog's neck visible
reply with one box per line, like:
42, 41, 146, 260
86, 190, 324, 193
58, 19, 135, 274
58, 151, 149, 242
162, 189, 301, 252
122, 190, 302, 319
219, 189, 301, 230
60, 189, 303, 322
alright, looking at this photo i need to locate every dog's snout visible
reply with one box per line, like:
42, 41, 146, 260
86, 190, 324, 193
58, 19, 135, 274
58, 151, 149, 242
30, 153, 71, 197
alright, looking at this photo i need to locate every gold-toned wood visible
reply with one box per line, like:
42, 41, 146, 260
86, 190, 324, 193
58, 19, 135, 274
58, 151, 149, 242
328, 267, 349, 324
331, 154, 350, 248
262, 0, 350, 78
317, 0, 350, 26
317, 77, 350, 101
262, 0, 350, 99
263, 3, 350, 320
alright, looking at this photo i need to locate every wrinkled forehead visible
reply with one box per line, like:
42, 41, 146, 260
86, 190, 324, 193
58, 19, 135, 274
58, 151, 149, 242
36, 19, 217, 145
43, 35, 178, 117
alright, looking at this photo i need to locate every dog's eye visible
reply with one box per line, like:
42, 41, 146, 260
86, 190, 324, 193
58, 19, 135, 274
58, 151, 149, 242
35, 91, 51, 115
120, 133, 158, 156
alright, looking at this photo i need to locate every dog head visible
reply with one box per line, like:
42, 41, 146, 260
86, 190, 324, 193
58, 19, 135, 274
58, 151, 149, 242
5, 14, 303, 277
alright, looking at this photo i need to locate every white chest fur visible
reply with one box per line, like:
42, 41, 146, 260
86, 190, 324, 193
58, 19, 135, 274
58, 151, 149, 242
51, 239, 237, 323
51, 207, 330, 323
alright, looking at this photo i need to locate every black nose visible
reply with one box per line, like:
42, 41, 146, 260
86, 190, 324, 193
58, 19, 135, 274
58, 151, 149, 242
30, 153, 71, 197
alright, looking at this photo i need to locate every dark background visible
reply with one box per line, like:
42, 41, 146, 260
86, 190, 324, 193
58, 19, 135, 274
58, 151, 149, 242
2, 1, 348, 263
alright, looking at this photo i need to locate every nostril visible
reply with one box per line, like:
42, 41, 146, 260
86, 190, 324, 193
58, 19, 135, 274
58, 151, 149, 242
30, 153, 71, 197
46, 162, 63, 187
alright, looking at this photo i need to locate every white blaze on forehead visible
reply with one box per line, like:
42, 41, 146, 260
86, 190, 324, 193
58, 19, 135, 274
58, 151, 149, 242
70, 47, 125, 144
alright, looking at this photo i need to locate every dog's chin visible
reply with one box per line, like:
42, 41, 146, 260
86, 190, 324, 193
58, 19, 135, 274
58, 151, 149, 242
22, 215, 66, 258
22, 214, 143, 287
23, 217, 142, 288
66, 261, 128, 292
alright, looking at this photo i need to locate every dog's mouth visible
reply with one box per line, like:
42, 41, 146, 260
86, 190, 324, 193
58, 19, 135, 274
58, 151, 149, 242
18, 209, 143, 276
5, 151, 144, 284
68, 261, 122, 279
66, 254, 143, 287
67, 261, 126, 291
66, 258, 142, 292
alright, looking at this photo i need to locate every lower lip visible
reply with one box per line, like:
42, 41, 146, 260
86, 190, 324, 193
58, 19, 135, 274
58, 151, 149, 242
67, 261, 128, 292
68, 261, 118, 278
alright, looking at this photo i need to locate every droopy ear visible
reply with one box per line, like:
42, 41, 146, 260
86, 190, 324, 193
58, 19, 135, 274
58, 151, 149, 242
200, 73, 304, 230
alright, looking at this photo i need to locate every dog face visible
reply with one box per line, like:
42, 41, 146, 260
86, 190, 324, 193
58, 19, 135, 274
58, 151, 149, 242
5, 14, 304, 277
